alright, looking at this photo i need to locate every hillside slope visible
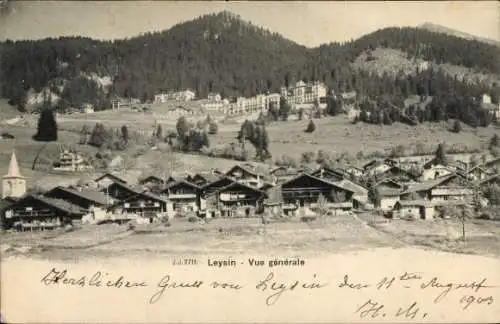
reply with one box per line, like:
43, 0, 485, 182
419, 22, 500, 48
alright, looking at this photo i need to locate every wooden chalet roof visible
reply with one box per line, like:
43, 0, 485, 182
484, 157, 500, 167
401, 173, 464, 194
164, 179, 201, 191
280, 173, 355, 194
45, 186, 109, 206
94, 172, 128, 184
478, 173, 500, 185
6, 195, 85, 215
217, 181, 267, 196
336, 179, 368, 195
226, 163, 271, 178
396, 199, 468, 208
138, 175, 165, 184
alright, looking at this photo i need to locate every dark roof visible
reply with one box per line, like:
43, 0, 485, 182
5, 195, 85, 215
217, 181, 267, 196
281, 173, 355, 194
94, 172, 128, 184
138, 175, 165, 184
401, 173, 461, 194
484, 157, 500, 167
164, 179, 201, 191
478, 173, 500, 185
226, 163, 271, 178
45, 186, 109, 206
190, 172, 221, 183
201, 175, 237, 190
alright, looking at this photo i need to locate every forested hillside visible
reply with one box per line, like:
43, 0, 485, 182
1, 10, 499, 127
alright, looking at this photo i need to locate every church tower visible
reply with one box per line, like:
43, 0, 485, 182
2, 152, 26, 199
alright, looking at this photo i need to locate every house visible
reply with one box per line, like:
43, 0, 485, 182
478, 174, 500, 186
280, 173, 355, 215
81, 103, 94, 114
108, 191, 170, 223
372, 179, 404, 212
138, 175, 167, 192
336, 179, 369, 209
466, 165, 489, 181
1, 195, 85, 231
363, 158, 398, 176
270, 166, 300, 183
162, 180, 201, 213
204, 181, 267, 218
2, 152, 26, 199
420, 164, 456, 181
483, 157, 500, 174
393, 200, 435, 220
44, 186, 110, 210
188, 172, 221, 187
94, 173, 128, 190
100, 181, 146, 201
394, 200, 468, 220
374, 166, 420, 183
310, 167, 346, 182
401, 173, 472, 203
52, 149, 93, 172
224, 163, 273, 188
337, 164, 364, 179
207, 93, 222, 102
280, 80, 328, 110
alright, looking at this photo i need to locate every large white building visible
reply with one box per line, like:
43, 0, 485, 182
154, 89, 196, 103
281, 80, 328, 110
226, 93, 281, 115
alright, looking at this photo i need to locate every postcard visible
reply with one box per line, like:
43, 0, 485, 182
1, 1, 499, 323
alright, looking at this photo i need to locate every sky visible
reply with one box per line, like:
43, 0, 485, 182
0, 1, 499, 47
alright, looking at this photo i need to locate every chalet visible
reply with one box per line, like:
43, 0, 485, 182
108, 191, 170, 223
336, 179, 369, 208
310, 167, 345, 182
163, 180, 201, 213
280, 173, 355, 215
393, 200, 467, 220
52, 149, 93, 172
420, 164, 455, 181
205, 181, 267, 218
1, 195, 85, 231
363, 159, 398, 176
101, 181, 146, 201
478, 174, 500, 186
394, 200, 435, 220
201, 176, 237, 196
483, 157, 500, 174
401, 173, 472, 203
188, 172, 221, 187
466, 165, 489, 181
138, 175, 167, 192
94, 173, 128, 190
372, 179, 404, 212
270, 166, 300, 183
225, 163, 273, 188
373, 166, 420, 183
337, 165, 364, 179
44, 186, 110, 210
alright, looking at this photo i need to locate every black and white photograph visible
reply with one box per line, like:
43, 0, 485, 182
1, 1, 499, 322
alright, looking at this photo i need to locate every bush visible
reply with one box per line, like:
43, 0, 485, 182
305, 120, 316, 133
451, 120, 462, 133
208, 121, 218, 135
188, 216, 200, 223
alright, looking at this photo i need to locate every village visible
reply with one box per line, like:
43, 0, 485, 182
0, 139, 499, 233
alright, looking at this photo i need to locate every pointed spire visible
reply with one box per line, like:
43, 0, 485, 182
4, 151, 23, 178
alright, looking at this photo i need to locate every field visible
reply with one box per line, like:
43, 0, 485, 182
1, 213, 499, 261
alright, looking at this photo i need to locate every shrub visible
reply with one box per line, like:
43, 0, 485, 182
208, 121, 218, 135
188, 216, 200, 223
451, 120, 462, 133
305, 119, 316, 133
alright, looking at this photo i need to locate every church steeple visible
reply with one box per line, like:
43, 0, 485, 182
4, 152, 23, 179
2, 151, 26, 199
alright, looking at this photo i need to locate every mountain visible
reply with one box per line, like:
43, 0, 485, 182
419, 22, 500, 47
1, 10, 499, 124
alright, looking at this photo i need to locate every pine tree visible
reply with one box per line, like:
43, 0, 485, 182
156, 124, 163, 139
33, 108, 58, 142
434, 143, 448, 165
121, 125, 129, 144
452, 120, 462, 133
489, 134, 499, 149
